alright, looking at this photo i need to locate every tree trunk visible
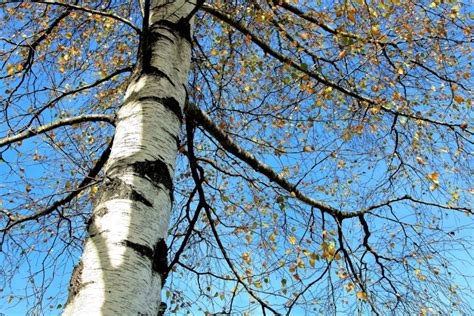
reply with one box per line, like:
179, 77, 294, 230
63, 1, 193, 314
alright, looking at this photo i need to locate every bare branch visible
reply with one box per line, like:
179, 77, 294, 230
186, 119, 280, 315
360, 195, 472, 215
1, 114, 115, 148
2, 140, 113, 232
26, 67, 132, 127
186, 101, 343, 217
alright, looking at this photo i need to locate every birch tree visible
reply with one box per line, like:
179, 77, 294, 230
0, 0, 472, 315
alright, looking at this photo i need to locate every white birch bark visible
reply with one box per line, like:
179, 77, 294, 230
63, 1, 194, 314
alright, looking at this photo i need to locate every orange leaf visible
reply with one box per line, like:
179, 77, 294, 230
426, 172, 439, 184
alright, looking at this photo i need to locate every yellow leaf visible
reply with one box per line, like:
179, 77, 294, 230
6, 64, 15, 76
309, 258, 315, 268
356, 292, 368, 300
269, 234, 276, 242
91, 185, 99, 195
254, 281, 262, 289
345, 282, 355, 292
370, 107, 381, 115
416, 156, 426, 165
288, 236, 296, 245
414, 268, 426, 281
211, 49, 219, 56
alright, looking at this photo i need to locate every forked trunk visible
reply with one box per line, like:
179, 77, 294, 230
63, 1, 193, 314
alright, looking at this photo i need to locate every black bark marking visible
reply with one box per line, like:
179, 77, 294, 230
151, 18, 192, 43
130, 160, 173, 200
146, 66, 175, 87
153, 238, 168, 283
98, 178, 153, 207
122, 240, 154, 259
121, 92, 183, 122
161, 97, 182, 122
158, 302, 168, 316
129, 96, 182, 122
122, 239, 168, 284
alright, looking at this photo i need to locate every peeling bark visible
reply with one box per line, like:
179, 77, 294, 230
63, 1, 194, 314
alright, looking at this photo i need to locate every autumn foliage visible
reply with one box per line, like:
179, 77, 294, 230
0, 1, 472, 314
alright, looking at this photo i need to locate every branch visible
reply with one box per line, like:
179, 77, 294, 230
202, 4, 469, 130
275, 1, 470, 92
26, 67, 132, 127
185, 101, 343, 217
182, 0, 206, 23
186, 102, 473, 219
31, 1, 141, 34
2, 140, 113, 232
0, 114, 115, 148
185, 119, 280, 315
360, 195, 472, 216
270, 0, 390, 46
1, 6, 72, 100
202, 4, 363, 101
168, 191, 202, 272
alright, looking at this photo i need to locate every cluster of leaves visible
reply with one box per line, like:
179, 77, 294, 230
0, 0, 472, 315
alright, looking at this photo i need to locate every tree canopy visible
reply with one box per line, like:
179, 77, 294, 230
0, 0, 472, 314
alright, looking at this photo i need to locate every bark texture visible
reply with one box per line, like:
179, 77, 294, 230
63, 1, 193, 314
